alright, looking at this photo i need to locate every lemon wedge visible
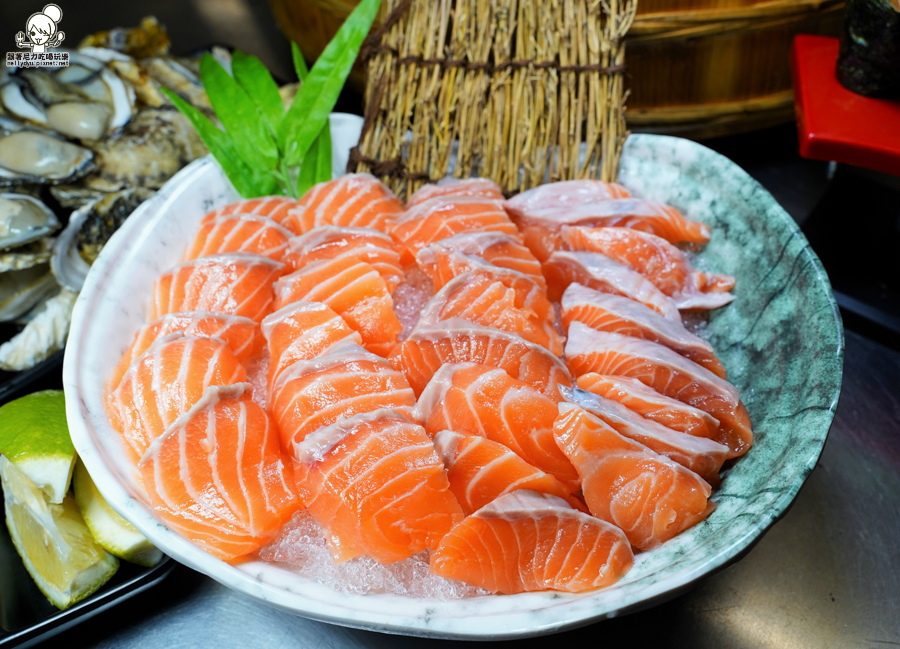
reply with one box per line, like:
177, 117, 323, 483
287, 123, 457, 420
1, 455, 118, 609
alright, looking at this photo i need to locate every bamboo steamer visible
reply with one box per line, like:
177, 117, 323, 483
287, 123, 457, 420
269, 0, 845, 138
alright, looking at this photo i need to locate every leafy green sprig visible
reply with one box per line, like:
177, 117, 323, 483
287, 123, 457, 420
162, 0, 380, 198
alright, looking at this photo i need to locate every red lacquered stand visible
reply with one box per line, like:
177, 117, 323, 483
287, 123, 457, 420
791, 35, 900, 176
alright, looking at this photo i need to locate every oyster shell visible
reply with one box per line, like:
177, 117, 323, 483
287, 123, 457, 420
0, 194, 60, 249
77, 16, 170, 59
0, 130, 95, 186
0, 263, 58, 321
0, 288, 76, 371
51, 187, 153, 291
0, 238, 54, 272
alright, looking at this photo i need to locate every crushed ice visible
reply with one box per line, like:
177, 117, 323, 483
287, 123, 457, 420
259, 510, 487, 599
245, 354, 269, 410
392, 268, 435, 341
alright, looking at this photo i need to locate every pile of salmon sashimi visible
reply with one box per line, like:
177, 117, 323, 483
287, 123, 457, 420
104, 173, 752, 596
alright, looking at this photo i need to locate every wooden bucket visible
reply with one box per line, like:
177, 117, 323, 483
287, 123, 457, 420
269, 0, 845, 138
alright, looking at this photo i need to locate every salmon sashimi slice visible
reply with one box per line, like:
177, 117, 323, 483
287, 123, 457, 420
202, 196, 303, 229
138, 384, 298, 562
149, 253, 283, 323
106, 311, 262, 398
566, 323, 752, 458
415, 363, 579, 490
561, 226, 735, 310
407, 178, 504, 207
390, 318, 572, 400
261, 301, 363, 394
553, 402, 715, 550
544, 251, 682, 320
283, 226, 403, 293
505, 180, 631, 214
287, 173, 404, 235
430, 490, 633, 594
417, 266, 564, 355
561, 386, 728, 484
507, 197, 711, 261
561, 283, 725, 378
294, 409, 464, 564
273, 256, 401, 357
271, 341, 416, 452
106, 333, 247, 465
389, 196, 522, 265
577, 373, 721, 440
415, 232, 546, 290
433, 429, 587, 514
182, 215, 293, 263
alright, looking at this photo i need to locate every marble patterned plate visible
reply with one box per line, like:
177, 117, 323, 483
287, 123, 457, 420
63, 123, 844, 640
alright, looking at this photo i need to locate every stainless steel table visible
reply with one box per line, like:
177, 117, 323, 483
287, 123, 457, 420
59, 329, 899, 649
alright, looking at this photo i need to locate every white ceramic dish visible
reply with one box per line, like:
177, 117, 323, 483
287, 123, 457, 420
64, 114, 843, 639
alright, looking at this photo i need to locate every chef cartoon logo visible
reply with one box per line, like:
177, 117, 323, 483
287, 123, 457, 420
7, 4, 69, 68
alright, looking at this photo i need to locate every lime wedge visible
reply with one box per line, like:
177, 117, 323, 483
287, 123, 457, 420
1, 455, 118, 609
0, 390, 75, 503
73, 459, 163, 567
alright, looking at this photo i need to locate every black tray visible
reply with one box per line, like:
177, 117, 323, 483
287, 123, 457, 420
0, 479, 173, 649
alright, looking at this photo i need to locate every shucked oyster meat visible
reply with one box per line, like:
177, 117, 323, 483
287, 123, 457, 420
0, 130, 95, 187
0, 193, 60, 249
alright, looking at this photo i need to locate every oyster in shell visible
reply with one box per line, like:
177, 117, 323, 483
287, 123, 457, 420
0, 263, 58, 322
0, 194, 60, 249
0, 238, 54, 272
0, 130, 95, 186
77, 16, 170, 59
0, 288, 76, 371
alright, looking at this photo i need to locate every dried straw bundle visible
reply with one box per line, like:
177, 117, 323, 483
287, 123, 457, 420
349, 0, 637, 198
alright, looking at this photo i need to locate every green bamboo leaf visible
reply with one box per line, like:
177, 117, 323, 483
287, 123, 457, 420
231, 50, 285, 139
279, 0, 380, 166
291, 42, 309, 81
315, 121, 333, 183
200, 54, 279, 171
162, 89, 276, 198
296, 135, 319, 196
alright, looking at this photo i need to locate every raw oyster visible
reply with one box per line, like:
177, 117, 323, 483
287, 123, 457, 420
0, 130, 95, 186
0, 52, 134, 141
0, 238, 54, 272
0, 264, 58, 321
51, 187, 153, 291
77, 16, 170, 59
107, 55, 212, 116
75, 107, 205, 193
0, 288, 76, 371
0, 194, 60, 249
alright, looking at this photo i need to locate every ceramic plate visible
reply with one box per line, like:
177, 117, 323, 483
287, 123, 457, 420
63, 116, 844, 639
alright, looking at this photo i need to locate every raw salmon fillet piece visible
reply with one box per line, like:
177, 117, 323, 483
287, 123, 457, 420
389, 196, 522, 265
566, 323, 752, 458
274, 256, 401, 357
106, 311, 262, 398
418, 266, 564, 355
183, 215, 293, 263
284, 226, 403, 292
430, 490, 633, 594
406, 178, 505, 207
505, 180, 631, 214
415, 232, 546, 290
287, 173, 403, 235
561, 283, 725, 378
562, 386, 728, 484
562, 226, 735, 310
294, 409, 464, 564
433, 429, 586, 514
271, 342, 416, 452
149, 253, 283, 323
553, 402, 714, 550
106, 333, 247, 465
139, 384, 298, 562
390, 318, 572, 399
507, 197, 711, 262
544, 251, 682, 320
202, 196, 304, 229
577, 373, 721, 440
262, 301, 362, 394
415, 363, 579, 490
